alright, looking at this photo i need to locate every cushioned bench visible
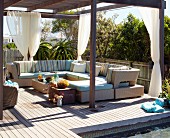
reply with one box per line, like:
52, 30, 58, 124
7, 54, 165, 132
6, 60, 144, 102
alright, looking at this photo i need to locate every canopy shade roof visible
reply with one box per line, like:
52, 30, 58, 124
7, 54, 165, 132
4, 0, 164, 14
4, 0, 95, 12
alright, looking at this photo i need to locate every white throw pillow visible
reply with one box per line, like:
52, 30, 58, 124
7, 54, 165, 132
70, 61, 78, 71
73, 63, 86, 73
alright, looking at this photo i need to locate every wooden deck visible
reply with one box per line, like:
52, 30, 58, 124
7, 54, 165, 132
1, 88, 170, 138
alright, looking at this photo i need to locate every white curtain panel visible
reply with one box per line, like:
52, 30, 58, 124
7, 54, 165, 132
29, 12, 41, 61
77, 14, 91, 61
7, 11, 29, 60
139, 7, 162, 97
7, 11, 41, 61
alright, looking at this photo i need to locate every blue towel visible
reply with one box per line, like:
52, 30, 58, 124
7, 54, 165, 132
141, 101, 165, 113
153, 104, 165, 113
141, 102, 156, 113
154, 98, 164, 107
4, 80, 19, 88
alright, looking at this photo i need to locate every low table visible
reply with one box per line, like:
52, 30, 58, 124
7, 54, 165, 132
49, 87, 76, 105
32, 79, 49, 93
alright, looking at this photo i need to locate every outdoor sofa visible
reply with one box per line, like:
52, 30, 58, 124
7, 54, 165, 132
6, 60, 144, 102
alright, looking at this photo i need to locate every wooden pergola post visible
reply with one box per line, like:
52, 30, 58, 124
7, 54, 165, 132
0, 0, 4, 120
89, 0, 96, 108
159, 0, 165, 79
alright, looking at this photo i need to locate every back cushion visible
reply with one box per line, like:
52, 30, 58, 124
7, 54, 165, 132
86, 61, 90, 73
46, 60, 58, 72
14, 61, 34, 74
40, 60, 48, 72
33, 61, 39, 72
70, 60, 78, 71
73, 63, 86, 73
57, 60, 66, 71
65, 60, 74, 71
96, 62, 109, 76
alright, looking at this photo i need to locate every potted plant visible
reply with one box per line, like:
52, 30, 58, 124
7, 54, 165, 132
159, 79, 170, 106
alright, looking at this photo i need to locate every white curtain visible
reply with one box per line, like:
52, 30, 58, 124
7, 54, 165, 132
139, 7, 162, 97
77, 14, 91, 61
7, 11, 41, 61
29, 13, 41, 61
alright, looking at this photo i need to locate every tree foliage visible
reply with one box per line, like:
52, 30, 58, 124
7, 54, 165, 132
96, 12, 118, 58
4, 42, 17, 49
164, 16, 170, 63
113, 14, 150, 62
41, 20, 52, 41
51, 11, 78, 40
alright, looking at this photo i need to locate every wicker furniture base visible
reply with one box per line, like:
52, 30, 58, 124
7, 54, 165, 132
32, 79, 49, 93
114, 84, 144, 99
3, 85, 18, 110
49, 87, 76, 104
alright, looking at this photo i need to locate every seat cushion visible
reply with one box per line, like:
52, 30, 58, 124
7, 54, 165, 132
19, 71, 67, 79
66, 72, 90, 80
68, 80, 113, 91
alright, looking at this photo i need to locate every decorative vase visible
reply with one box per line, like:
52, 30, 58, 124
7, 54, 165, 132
57, 98, 62, 106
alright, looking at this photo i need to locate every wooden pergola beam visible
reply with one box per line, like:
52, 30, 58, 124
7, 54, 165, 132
27, 0, 65, 11
4, 11, 79, 19
98, 0, 163, 8
0, 0, 4, 120
4, 0, 23, 9
78, 4, 128, 14
41, 13, 79, 19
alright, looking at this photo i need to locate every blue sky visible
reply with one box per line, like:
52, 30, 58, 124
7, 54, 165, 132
3, 0, 170, 35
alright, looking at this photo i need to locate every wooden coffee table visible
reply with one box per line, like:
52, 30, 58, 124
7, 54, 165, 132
32, 79, 49, 93
49, 87, 76, 104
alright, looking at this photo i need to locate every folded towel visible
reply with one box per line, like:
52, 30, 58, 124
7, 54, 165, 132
141, 102, 156, 113
141, 101, 165, 113
154, 98, 164, 107
153, 104, 165, 113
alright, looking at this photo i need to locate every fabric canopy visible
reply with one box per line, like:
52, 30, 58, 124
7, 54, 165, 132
139, 7, 162, 97
7, 11, 41, 61
77, 14, 91, 61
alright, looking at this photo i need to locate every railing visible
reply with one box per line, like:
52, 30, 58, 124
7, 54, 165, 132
3, 49, 23, 66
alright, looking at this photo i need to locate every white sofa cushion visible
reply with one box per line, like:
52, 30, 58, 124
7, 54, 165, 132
73, 63, 86, 73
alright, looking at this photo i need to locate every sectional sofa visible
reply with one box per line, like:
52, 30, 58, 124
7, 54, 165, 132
6, 60, 144, 102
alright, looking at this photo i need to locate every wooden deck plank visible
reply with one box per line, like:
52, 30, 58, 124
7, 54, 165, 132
5, 110, 41, 138
0, 130, 10, 138
18, 90, 80, 138
3, 111, 25, 138
17, 94, 74, 138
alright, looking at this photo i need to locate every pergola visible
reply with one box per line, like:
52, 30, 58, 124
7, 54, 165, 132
0, 0, 166, 119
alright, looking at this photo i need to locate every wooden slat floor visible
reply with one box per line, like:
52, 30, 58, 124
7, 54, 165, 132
1, 87, 170, 138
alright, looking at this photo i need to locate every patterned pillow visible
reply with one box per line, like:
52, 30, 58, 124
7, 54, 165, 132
96, 62, 109, 76
95, 65, 101, 77
86, 61, 90, 73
